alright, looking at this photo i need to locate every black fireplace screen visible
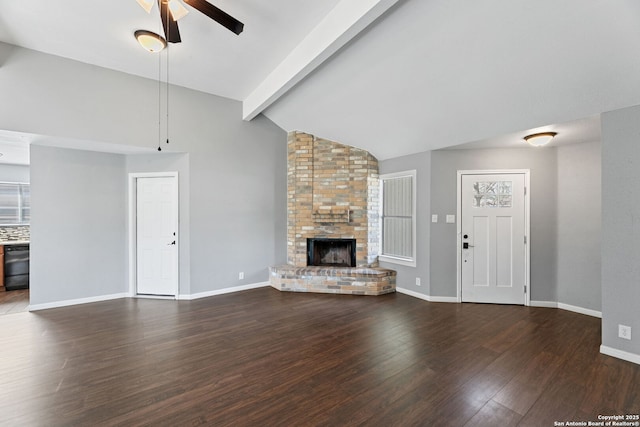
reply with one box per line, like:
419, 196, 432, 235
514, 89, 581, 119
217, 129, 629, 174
307, 238, 356, 267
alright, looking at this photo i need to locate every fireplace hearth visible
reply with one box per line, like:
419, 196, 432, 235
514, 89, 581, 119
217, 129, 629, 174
307, 238, 356, 267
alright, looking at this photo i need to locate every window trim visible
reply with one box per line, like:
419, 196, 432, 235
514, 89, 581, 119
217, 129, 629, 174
379, 170, 417, 267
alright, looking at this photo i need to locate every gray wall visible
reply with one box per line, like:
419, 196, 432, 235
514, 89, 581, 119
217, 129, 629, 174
379, 151, 431, 296
430, 148, 558, 301
556, 141, 601, 311
30, 146, 126, 305
185, 113, 286, 293
380, 142, 601, 309
0, 42, 287, 305
601, 104, 640, 356
0, 164, 29, 182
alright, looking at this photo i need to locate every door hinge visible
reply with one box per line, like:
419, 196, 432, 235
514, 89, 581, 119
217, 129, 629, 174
524, 236, 527, 244
524, 186, 527, 195
524, 286, 527, 294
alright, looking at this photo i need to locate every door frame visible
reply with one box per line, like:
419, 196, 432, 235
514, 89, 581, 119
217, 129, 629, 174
128, 172, 179, 298
456, 169, 531, 306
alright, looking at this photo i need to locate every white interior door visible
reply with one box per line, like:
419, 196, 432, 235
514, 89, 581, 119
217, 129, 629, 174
460, 173, 526, 304
136, 176, 178, 296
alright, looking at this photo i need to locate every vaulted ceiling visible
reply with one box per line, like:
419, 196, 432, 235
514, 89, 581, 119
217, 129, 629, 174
1, 0, 639, 160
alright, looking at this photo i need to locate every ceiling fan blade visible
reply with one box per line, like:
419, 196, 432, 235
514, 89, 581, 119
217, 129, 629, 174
183, 0, 244, 35
158, 0, 182, 43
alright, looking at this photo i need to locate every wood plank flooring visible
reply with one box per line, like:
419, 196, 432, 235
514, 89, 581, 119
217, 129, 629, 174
0, 289, 29, 315
0, 288, 638, 426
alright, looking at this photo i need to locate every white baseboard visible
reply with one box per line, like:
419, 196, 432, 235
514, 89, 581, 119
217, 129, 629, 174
178, 281, 270, 300
133, 295, 175, 300
429, 295, 459, 303
530, 300, 558, 308
600, 345, 640, 365
396, 287, 430, 301
400, 295, 602, 318
530, 301, 601, 318
558, 302, 602, 318
29, 293, 129, 312
28, 282, 271, 310
396, 287, 458, 303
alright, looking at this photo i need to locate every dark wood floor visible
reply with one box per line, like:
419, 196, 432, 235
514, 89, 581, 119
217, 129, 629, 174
0, 288, 638, 426
0, 289, 29, 315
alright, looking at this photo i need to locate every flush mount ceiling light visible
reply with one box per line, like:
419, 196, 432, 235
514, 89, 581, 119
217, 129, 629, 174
523, 132, 557, 147
134, 30, 167, 53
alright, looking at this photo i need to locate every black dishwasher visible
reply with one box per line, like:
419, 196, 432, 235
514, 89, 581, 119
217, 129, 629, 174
5, 245, 29, 290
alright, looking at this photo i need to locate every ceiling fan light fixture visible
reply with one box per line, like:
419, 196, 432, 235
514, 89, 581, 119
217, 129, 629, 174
136, 0, 155, 13
523, 132, 557, 147
135, 30, 167, 53
168, 0, 189, 21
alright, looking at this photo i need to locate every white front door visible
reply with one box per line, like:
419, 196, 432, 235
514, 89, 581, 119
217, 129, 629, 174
460, 173, 526, 304
136, 176, 178, 296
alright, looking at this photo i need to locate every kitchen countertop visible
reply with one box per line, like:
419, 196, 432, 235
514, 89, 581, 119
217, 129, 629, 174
0, 241, 30, 245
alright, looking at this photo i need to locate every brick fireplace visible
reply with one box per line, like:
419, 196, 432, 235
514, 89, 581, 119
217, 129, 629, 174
269, 131, 396, 295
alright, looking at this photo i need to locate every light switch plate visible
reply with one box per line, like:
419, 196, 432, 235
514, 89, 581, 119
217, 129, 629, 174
431, 214, 438, 223
446, 214, 455, 224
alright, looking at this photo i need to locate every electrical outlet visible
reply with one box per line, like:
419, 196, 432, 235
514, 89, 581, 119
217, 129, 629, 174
239, 272, 244, 280
431, 214, 438, 223
619, 324, 632, 340
416, 277, 421, 286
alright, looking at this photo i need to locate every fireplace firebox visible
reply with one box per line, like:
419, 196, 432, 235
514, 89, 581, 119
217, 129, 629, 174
307, 238, 356, 267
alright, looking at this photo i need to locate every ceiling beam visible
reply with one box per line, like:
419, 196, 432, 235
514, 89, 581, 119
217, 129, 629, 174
242, 0, 400, 121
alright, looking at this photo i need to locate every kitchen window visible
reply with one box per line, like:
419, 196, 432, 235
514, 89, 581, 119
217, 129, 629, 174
0, 182, 30, 225
379, 170, 416, 267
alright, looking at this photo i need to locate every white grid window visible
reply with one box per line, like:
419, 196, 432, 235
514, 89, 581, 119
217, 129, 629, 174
379, 171, 416, 267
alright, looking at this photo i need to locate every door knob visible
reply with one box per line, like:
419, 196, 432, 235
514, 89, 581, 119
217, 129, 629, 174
463, 242, 474, 249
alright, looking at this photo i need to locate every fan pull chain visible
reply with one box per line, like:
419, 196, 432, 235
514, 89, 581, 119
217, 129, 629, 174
157, 43, 162, 152
165, 0, 170, 148
166, 32, 170, 147
157, 4, 164, 152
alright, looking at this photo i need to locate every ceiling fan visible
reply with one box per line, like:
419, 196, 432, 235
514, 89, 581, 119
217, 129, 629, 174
136, 0, 244, 44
